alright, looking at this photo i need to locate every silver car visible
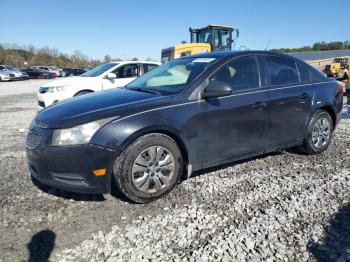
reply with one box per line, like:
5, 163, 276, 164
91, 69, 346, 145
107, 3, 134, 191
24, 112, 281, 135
0, 71, 10, 81
0, 65, 28, 80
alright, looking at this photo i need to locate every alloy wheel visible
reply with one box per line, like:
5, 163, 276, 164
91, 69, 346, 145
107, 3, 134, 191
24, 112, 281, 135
131, 146, 175, 193
311, 117, 331, 149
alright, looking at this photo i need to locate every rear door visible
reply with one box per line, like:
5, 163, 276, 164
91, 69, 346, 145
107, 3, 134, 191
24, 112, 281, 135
262, 55, 314, 147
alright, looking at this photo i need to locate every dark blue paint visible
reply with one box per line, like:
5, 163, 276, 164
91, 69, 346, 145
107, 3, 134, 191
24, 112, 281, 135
26, 51, 343, 194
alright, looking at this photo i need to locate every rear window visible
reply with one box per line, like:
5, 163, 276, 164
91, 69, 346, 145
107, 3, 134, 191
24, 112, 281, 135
297, 62, 325, 83
265, 56, 299, 86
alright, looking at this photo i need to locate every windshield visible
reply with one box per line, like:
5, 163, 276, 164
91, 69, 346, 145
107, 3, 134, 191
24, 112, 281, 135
81, 63, 118, 77
126, 57, 217, 95
6, 66, 16, 71
197, 29, 213, 43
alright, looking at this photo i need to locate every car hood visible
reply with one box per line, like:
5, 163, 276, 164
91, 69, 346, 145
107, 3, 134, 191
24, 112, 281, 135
35, 88, 168, 128
40, 76, 98, 87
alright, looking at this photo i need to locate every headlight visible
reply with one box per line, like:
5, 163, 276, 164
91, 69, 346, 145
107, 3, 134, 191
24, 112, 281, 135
47, 85, 69, 93
52, 118, 114, 146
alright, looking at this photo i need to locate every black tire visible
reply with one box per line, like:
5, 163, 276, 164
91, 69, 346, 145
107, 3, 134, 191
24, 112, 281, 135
113, 133, 183, 203
74, 90, 92, 97
299, 110, 333, 155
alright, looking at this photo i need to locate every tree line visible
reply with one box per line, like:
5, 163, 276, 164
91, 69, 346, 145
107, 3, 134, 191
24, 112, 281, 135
0, 43, 149, 68
271, 41, 350, 53
2, 41, 349, 68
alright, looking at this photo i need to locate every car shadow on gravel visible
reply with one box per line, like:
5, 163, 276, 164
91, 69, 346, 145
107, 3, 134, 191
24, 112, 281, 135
31, 176, 105, 202
31, 175, 133, 203
27, 229, 55, 262
308, 202, 350, 261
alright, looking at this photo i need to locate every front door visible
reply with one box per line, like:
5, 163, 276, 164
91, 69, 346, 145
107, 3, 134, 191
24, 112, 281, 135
102, 63, 140, 90
194, 55, 269, 168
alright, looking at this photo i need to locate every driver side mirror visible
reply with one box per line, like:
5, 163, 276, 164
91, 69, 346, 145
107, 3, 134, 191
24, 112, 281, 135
201, 80, 233, 99
107, 72, 117, 79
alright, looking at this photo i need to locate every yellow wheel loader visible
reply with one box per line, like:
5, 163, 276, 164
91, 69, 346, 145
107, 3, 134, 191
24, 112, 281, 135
323, 57, 350, 80
161, 24, 239, 63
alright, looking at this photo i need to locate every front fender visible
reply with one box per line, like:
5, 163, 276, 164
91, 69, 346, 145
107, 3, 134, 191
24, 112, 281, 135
91, 109, 194, 162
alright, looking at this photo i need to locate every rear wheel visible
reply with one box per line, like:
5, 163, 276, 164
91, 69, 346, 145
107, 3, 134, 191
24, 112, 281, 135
299, 110, 333, 155
113, 133, 183, 203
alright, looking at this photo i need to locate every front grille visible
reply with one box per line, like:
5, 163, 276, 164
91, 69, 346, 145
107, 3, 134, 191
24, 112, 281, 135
39, 87, 48, 93
26, 131, 43, 150
34, 117, 47, 128
9, 73, 15, 77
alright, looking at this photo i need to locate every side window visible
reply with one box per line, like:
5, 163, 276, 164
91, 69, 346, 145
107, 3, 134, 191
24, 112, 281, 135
143, 64, 158, 74
114, 64, 139, 78
214, 29, 220, 49
220, 30, 231, 50
210, 56, 260, 91
265, 56, 299, 86
297, 62, 325, 83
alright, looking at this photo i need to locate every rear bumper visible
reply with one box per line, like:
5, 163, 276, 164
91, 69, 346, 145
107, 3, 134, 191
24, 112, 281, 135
27, 141, 120, 194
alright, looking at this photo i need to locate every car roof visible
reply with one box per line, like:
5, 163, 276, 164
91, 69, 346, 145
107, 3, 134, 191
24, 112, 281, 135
113, 61, 161, 65
185, 50, 300, 61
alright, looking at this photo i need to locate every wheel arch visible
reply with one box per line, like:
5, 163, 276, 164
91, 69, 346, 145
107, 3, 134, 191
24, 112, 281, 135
319, 105, 337, 129
120, 127, 190, 167
74, 89, 94, 96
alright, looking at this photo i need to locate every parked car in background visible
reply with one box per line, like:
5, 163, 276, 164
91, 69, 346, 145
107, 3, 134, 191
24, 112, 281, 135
62, 68, 87, 77
0, 71, 10, 81
27, 51, 343, 203
0, 65, 29, 80
37, 61, 160, 109
21, 68, 57, 79
41, 66, 61, 76
49, 66, 66, 76
31, 66, 58, 77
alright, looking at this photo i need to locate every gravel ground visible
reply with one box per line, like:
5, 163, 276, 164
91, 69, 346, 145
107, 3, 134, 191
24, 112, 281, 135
0, 80, 349, 261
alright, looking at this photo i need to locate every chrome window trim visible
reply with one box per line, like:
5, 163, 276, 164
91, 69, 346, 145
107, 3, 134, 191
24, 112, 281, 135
112, 81, 330, 124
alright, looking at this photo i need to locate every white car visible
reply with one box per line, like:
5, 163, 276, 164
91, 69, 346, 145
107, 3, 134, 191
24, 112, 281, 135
37, 61, 160, 109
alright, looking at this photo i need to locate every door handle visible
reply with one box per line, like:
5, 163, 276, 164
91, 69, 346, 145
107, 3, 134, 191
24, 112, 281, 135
252, 102, 266, 110
299, 93, 308, 100
298, 93, 309, 103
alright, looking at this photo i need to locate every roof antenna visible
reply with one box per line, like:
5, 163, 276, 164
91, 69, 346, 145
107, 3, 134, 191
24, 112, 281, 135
264, 40, 271, 51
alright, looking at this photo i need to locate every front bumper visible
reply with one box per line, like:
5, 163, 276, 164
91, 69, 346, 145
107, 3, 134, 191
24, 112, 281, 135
26, 126, 120, 194
37, 91, 57, 109
36, 90, 72, 109
0, 76, 10, 81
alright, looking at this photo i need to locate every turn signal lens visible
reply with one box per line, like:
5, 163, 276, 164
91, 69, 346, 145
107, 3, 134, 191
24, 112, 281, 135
93, 169, 106, 176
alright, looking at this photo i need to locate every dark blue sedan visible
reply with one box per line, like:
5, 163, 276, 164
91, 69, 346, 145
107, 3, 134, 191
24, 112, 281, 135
26, 51, 343, 203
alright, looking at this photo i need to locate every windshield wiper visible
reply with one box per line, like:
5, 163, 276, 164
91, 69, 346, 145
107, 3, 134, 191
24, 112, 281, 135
129, 87, 161, 95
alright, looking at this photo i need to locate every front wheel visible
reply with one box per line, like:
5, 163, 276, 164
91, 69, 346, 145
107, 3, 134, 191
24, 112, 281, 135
113, 133, 183, 203
299, 110, 333, 155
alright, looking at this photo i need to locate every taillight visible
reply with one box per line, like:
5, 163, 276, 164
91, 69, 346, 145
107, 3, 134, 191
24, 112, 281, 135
338, 83, 343, 95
